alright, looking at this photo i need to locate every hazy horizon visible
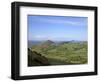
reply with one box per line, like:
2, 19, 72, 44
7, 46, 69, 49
28, 39, 87, 41
28, 15, 88, 41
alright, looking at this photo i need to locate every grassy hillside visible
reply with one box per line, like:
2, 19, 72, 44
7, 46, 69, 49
29, 40, 88, 66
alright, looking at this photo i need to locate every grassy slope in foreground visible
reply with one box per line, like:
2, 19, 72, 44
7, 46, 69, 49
29, 40, 88, 66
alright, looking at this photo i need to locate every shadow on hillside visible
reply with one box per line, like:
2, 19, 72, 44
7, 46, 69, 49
28, 48, 84, 67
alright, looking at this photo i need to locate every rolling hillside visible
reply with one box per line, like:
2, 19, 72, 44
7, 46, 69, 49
28, 40, 88, 66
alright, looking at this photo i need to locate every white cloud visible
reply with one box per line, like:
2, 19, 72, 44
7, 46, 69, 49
33, 35, 51, 40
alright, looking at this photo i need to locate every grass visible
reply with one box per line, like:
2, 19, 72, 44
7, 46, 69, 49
29, 41, 88, 65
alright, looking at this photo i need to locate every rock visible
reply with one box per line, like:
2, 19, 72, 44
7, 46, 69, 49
28, 48, 50, 66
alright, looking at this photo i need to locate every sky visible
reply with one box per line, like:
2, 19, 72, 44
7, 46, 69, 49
28, 15, 88, 41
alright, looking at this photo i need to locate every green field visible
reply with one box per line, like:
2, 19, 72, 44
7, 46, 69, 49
28, 40, 88, 66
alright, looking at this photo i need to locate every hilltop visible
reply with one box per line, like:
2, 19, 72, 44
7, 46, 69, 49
41, 40, 54, 45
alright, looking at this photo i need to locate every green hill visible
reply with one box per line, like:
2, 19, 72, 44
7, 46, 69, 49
29, 40, 88, 66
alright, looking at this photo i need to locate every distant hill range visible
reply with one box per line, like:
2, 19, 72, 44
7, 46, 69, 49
28, 40, 55, 48
28, 40, 87, 48
28, 41, 41, 47
40, 40, 54, 45
60, 40, 87, 44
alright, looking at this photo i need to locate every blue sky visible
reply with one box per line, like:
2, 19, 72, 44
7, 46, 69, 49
28, 15, 88, 41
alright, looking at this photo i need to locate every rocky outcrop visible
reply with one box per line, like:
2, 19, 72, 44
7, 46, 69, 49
28, 48, 50, 66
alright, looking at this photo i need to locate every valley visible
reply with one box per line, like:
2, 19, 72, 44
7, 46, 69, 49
28, 40, 88, 66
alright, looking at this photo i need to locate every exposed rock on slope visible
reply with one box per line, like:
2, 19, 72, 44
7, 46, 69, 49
28, 48, 50, 66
